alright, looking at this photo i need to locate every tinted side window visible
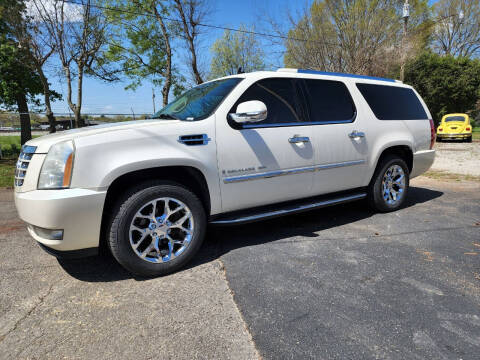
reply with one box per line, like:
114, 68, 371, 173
230, 78, 304, 127
303, 79, 356, 123
356, 83, 428, 120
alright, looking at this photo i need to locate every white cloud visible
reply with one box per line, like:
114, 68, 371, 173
26, 0, 84, 23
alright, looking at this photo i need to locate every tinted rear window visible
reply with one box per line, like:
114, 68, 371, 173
303, 79, 356, 123
444, 116, 466, 122
356, 83, 427, 120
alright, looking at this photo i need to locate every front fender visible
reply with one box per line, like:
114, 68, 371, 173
70, 125, 221, 214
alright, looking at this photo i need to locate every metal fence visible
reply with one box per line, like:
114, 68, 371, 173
0, 112, 153, 134
0, 112, 152, 158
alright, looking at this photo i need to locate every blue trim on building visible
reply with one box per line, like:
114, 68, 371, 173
297, 69, 396, 83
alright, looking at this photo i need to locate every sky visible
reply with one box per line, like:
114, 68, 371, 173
47, 0, 305, 115
47, 0, 439, 115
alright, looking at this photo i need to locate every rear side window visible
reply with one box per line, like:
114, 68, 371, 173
302, 79, 356, 123
229, 78, 304, 128
356, 83, 427, 120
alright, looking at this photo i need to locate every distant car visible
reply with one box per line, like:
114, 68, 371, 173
39, 124, 50, 130
436, 113, 472, 142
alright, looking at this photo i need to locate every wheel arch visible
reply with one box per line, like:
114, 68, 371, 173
99, 166, 211, 253
369, 144, 414, 184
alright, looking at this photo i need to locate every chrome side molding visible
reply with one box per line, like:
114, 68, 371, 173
223, 159, 365, 184
210, 192, 367, 225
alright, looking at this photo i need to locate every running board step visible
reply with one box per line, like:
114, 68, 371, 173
210, 192, 367, 226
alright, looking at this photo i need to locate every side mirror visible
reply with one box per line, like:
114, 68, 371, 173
228, 100, 267, 123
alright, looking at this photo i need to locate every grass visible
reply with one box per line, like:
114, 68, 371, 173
473, 127, 480, 141
0, 135, 41, 188
0, 159, 15, 188
424, 170, 480, 183
0, 135, 22, 152
0, 135, 41, 158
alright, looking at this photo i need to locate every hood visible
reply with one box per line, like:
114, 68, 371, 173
26, 119, 181, 153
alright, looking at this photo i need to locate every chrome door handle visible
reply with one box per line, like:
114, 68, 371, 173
348, 130, 365, 139
289, 135, 310, 144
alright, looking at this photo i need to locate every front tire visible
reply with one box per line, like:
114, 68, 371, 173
368, 155, 409, 213
108, 181, 206, 277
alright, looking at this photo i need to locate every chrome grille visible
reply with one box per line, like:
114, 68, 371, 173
15, 145, 37, 187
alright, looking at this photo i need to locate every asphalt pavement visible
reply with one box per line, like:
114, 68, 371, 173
208, 177, 480, 359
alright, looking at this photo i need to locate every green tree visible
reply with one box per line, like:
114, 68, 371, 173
283, 0, 430, 78
31, 0, 118, 128
3, 0, 61, 133
431, 0, 480, 58
0, 0, 43, 144
107, 0, 185, 107
404, 51, 480, 124
209, 25, 266, 79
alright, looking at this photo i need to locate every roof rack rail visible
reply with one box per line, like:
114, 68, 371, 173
276, 68, 399, 83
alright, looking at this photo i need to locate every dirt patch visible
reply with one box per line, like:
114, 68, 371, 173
412, 175, 480, 192
431, 142, 480, 176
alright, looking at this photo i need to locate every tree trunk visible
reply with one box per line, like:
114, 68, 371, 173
190, 47, 203, 85
153, 6, 172, 106
173, 0, 203, 84
75, 65, 85, 127
39, 71, 56, 133
16, 92, 32, 146
74, 108, 84, 128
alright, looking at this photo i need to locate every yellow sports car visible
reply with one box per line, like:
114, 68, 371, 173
436, 113, 472, 142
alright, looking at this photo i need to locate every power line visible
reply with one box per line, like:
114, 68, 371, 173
60, 0, 339, 46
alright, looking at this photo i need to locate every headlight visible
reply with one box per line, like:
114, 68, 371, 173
38, 141, 75, 189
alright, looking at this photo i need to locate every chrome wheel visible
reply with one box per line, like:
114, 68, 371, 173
129, 197, 194, 263
382, 165, 406, 205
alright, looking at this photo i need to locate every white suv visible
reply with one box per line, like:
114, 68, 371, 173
14, 69, 436, 276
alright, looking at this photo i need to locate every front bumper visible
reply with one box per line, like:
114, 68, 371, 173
15, 188, 107, 253
436, 133, 471, 139
411, 149, 435, 178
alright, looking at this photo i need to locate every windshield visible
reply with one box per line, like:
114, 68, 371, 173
152, 78, 243, 121
444, 116, 467, 122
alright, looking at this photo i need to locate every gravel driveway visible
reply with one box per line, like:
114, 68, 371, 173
431, 141, 480, 176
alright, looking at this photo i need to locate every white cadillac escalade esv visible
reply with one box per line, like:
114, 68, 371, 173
14, 69, 436, 276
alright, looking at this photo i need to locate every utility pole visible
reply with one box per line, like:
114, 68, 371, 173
152, 88, 156, 114
400, 0, 410, 82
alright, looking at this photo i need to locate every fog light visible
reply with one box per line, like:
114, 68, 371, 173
30, 225, 64, 240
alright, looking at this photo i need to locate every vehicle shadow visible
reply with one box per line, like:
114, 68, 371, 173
187, 186, 444, 269
58, 186, 443, 282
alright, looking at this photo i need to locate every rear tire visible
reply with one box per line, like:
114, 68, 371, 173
107, 181, 206, 277
466, 136, 472, 143
368, 155, 409, 213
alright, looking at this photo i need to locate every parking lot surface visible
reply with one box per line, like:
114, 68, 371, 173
1, 176, 479, 359
210, 177, 480, 359
0, 191, 258, 360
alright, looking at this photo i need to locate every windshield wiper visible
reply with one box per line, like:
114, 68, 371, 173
153, 113, 181, 120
